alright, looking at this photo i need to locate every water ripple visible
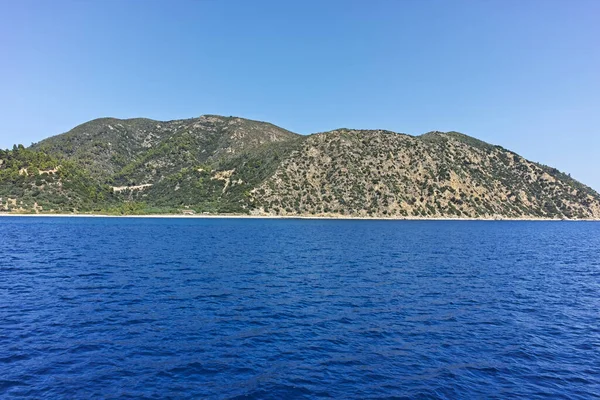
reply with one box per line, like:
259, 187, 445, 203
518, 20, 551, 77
0, 218, 599, 398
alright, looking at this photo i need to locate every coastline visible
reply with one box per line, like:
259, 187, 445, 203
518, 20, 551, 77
0, 213, 598, 221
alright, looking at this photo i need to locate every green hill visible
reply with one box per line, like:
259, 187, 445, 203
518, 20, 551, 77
2, 115, 599, 219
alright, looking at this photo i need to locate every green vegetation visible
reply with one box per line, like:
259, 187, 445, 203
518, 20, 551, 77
2, 116, 599, 219
0, 145, 116, 213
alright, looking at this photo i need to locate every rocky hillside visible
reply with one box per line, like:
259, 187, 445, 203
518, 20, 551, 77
2, 116, 599, 218
252, 129, 600, 219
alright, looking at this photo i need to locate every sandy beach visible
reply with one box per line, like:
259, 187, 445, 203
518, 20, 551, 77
0, 213, 598, 221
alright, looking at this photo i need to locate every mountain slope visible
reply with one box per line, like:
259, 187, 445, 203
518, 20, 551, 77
34, 115, 300, 183
33, 117, 170, 180
2, 116, 600, 218
0, 146, 116, 213
251, 129, 600, 219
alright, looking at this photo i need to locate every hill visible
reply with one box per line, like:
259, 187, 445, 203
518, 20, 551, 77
32, 115, 299, 183
252, 129, 600, 219
1, 116, 599, 219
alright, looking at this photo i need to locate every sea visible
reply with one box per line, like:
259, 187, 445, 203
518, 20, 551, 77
1, 217, 599, 399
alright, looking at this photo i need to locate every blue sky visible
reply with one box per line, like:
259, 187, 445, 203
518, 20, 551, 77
1, 0, 599, 190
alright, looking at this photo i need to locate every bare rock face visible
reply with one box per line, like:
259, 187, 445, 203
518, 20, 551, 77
3, 116, 600, 218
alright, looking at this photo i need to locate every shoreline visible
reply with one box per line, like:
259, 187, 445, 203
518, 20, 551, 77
0, 213, 598, 221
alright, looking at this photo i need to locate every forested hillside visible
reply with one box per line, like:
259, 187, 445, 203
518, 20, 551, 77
2, 115, 599, 219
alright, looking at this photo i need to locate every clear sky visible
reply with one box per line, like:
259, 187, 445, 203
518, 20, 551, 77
1, 0, 599, 190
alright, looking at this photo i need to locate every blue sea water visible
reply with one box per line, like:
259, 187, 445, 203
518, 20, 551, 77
0, 217, 599, 399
